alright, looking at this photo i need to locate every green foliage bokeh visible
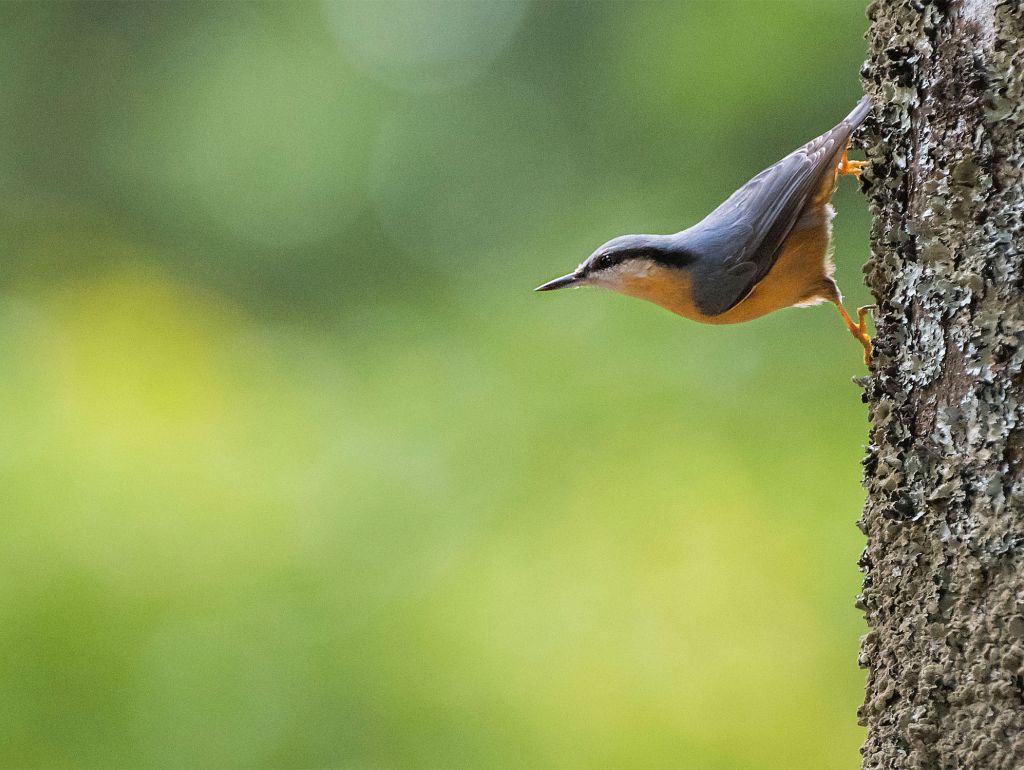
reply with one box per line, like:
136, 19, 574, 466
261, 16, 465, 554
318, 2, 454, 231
0, 2, 872, 767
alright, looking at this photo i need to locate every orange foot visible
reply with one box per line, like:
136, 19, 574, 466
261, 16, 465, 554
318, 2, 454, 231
838, 143, 868, 178
834, 302, 874, 365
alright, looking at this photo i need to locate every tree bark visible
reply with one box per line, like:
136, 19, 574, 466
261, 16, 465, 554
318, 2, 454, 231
858, 1, 1024, 767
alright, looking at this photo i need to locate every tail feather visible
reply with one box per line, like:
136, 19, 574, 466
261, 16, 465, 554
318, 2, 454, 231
843, 95, 873, 130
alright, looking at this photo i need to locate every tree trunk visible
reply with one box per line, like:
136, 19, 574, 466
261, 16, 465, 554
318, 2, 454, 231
857, 1, 1024, 767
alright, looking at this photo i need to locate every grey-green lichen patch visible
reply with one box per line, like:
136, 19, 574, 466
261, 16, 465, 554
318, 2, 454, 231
858, 0, 1024, 768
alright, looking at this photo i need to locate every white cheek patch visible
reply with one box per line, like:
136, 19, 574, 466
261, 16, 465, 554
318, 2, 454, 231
593, 258, 658, 287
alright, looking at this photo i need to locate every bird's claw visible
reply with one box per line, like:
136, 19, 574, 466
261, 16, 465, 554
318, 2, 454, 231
834, 301, 874, 366
838, 142, 868, 179
855, 305, 875, 365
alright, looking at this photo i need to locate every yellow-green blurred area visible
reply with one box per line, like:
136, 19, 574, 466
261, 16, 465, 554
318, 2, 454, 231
0, 1, 873, 767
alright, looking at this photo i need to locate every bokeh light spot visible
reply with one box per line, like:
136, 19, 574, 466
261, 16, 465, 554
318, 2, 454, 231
369, 83, 579, 271
109, 21, 375, 252
325, 0, 529, 93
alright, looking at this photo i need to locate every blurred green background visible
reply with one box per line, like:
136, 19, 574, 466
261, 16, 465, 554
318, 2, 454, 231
0, 1, 873, 767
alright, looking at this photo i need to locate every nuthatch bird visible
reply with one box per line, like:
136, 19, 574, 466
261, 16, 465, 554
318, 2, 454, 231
536, 96, 874, 364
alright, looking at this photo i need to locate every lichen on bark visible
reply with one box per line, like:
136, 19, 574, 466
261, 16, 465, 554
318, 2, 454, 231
857, 0, 1024, 767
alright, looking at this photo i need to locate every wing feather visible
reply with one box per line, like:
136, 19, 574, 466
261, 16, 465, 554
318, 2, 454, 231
681, 97, 872, 316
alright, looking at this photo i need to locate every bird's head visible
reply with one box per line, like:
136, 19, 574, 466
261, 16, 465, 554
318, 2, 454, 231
535, 233, 689, 300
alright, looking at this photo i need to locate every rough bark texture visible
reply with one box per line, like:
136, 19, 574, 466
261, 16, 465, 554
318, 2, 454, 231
858, 0, 1024, 767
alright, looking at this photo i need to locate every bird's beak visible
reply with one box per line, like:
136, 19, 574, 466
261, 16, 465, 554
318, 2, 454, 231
534, 272, 583, 292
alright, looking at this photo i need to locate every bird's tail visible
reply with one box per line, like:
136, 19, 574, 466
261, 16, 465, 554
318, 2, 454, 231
843, 95, 873, 130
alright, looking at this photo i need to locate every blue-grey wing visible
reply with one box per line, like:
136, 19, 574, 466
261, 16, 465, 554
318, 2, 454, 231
682, 96, 872, 317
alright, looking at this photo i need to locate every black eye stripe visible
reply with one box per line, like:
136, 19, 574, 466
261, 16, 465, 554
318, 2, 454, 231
589, 246, 681, 274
